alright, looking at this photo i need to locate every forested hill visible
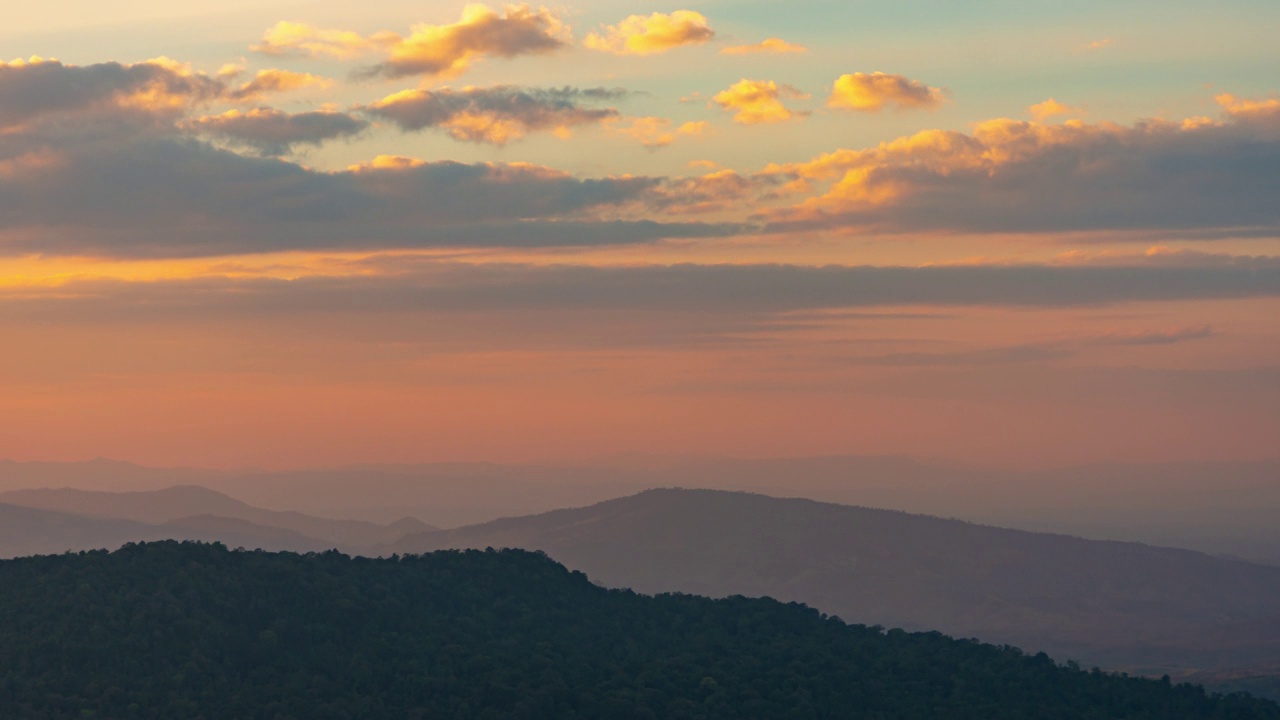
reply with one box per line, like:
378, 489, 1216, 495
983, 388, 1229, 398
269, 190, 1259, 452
2, 544, 1277, 720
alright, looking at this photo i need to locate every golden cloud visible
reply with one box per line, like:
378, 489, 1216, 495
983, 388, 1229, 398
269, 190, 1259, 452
1028, 98, 1083, 122
720, 38, 807, 55
585, 11, 714, 56
827, 72, 946, 112
228, 69, 331, 103
712, 79, 807, 125
253, 5, 570, 79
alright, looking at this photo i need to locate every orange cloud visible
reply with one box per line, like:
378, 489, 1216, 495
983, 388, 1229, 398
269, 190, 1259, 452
607, 116, 709, 148
827, 72, 946, 112
1084, 38, 1115, 51
227, 69, 331, 102
1215, 93, 1280, 121
713, 79, 807, 125
1028, 98, 1083, 122
585, 11, 714, 56
254, 5, 570, 79
720, 38, 807, 55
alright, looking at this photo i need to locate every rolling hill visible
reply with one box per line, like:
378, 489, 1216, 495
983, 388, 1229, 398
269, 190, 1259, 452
385, 488, 1280, 679
1, 542, 1275, 719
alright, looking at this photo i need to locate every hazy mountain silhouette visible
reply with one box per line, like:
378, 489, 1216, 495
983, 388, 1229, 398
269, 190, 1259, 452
4, 455, 1278, 563
0, 485, 431, 551
0, 503, 328, 557
386, 488, 1280, 680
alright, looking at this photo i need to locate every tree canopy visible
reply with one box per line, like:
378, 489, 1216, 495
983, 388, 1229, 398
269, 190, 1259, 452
1, 542, 1276, 719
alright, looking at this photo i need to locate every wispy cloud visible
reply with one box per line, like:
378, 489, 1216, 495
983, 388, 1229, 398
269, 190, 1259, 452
721, 38, 807, 56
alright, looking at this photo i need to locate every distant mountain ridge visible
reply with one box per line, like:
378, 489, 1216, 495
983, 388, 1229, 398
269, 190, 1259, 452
0, 503, 329, 558
0, 481, 432, 548
4, 455, 1277, 564
386, 488, 1280, 681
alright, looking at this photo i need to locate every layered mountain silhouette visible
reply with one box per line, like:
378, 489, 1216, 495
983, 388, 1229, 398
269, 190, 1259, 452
385, 488, 1280, 679
0, 486, 432, 555
4, 456, 1278, 564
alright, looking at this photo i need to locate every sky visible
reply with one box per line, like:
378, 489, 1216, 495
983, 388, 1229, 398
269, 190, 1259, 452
2, 0, 1278, 469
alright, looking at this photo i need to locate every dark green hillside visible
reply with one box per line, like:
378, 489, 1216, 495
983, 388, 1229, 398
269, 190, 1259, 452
0, 543, 1275, 720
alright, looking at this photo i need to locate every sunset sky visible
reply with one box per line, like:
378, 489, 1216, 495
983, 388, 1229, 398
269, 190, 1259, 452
3, 0, 1278, 469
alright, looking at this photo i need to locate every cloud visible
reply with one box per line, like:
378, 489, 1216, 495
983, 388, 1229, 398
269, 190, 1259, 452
585, 11, 714, 56
1028, 98, 1082, 122
366, 85, 622, 145
0, 57, 222, 130
0, 128, 745, 256
254, 5, 569, 79
845, 344, 1073, 367
713, 79, 807, 124
367, 4, 569, 79
227, 69, 331, 103
1084, 38, 1115, 51
606, 116, 708, 148
650, 170, 757, 214
826, 72, 946, 112
252, 21, 397, 59
183, 108, 369, 155
1088, 325, 1214, 346
760, 103, 1280, 235
6, 260, 1279, 325
721, 38, 807, 55
1215, 92, 1280, 122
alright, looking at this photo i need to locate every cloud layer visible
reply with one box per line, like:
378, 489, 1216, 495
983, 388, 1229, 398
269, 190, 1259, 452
762, 107, 1280, 234
366, 86, 623, 144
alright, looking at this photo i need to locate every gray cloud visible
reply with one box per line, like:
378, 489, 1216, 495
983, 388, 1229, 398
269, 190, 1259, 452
1088, 325, 1214, 346
5, 260, 1278, 322
0, 134, 739, 256
183, 109, 369, 156
365, 86, 624, 144
762, 112, 1280, 236
0, 59, 222, 130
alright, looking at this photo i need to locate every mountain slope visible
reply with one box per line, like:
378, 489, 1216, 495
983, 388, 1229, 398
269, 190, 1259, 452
386, 488, 1280, 676
0, 485, 430, 550
1, 542, 1275, 720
